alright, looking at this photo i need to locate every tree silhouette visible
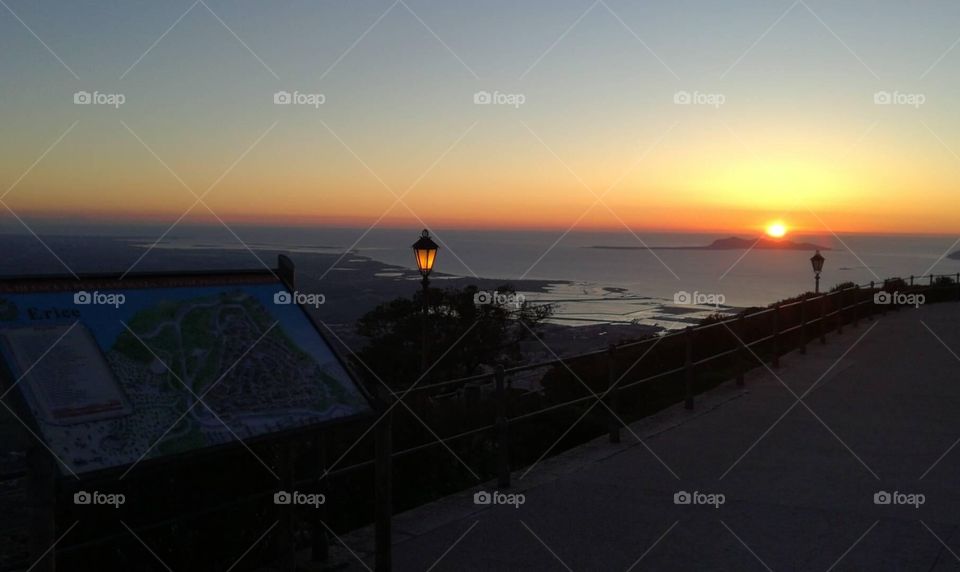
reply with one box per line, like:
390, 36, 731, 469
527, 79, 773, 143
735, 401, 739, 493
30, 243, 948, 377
356, 284, 551, 388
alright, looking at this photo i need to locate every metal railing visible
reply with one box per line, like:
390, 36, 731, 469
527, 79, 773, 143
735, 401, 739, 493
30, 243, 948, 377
358, 272, 960, 486
10, 273, 959, 571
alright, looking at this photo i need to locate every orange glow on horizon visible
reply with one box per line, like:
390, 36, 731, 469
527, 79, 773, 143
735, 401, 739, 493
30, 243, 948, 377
3, 204, 956, 238
1, 74, 959, 239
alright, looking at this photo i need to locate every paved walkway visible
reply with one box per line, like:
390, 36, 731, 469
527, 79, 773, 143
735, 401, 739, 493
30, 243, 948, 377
339, 302, 960, 571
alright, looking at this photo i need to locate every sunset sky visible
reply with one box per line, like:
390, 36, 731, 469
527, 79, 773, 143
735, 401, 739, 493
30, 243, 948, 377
2, 0, 959, 235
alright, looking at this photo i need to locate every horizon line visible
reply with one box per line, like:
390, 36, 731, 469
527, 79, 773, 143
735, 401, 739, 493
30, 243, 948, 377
0, 219, 957, 238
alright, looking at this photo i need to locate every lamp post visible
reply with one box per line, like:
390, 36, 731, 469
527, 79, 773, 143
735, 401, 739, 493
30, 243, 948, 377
810, 250, 825, 294
412, 229, 439, 374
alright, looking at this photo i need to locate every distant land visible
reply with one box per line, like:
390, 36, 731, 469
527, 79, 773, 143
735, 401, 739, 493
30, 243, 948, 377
586, 236, 831, 251
949, 251, 960, 261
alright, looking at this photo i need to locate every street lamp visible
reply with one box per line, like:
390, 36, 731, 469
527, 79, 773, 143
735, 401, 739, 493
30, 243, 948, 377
412, 229, 439, 373
413, 229, 438, 278
810, 250, 825, 293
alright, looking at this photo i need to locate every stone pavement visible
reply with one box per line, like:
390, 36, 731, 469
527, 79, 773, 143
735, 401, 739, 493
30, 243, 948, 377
337, 302, 960, 571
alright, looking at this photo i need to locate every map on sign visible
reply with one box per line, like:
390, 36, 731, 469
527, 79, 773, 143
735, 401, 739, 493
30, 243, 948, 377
0, 283, 371, 475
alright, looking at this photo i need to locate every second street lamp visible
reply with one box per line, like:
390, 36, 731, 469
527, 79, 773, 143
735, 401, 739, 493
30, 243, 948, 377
810, 250, 825, 294
412, 229, 439, 374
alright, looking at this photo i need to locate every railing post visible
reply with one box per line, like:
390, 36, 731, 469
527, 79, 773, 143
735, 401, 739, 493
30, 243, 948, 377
606, 345, 621, 444
736, 314, 745, 386
278, 443, 297, 572
799, 295, 807, 355
880, 280, 888, 316
772, 302, 781, 368
868, 281, 875, 321
684, 327, 694, 409
852, 285, 860, 328
836, 289, 844, 334
494, 366, 511, 488
930, 274, 935, 287
168, 473, 190, 567
312, 433, 330, 563
910, 275, 914, 286
27, 447, 56, 572
374, 389, 393, 572
819, 294, 826, 344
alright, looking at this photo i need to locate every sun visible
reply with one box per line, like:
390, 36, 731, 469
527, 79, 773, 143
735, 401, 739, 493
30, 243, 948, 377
765, 221, 788, 238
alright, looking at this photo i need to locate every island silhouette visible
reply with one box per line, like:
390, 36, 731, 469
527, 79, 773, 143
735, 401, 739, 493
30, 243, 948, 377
586, 236, 831, 251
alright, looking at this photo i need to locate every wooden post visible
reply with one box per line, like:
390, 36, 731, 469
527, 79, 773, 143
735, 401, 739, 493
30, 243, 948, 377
836, 289, 844, 334
494, 366, 511, 487
880, 280, 888, 316
852, 285, 860, 328
772, 303, 780, 368
684, 328, 694, 410
910, 275, 914, 286
819, 294, 826, 344
278, 443, 296, 572
311, 433, 329, 563
736, 314, 745, 386
799, 295, 807, 355
930, 274, 935, 286
606, 345, 621, 444
868, 281, 875, 321
278, 254, 297, 289
27, 447, 56, 572
170, 473, 191, 568
374, 392, 393, 572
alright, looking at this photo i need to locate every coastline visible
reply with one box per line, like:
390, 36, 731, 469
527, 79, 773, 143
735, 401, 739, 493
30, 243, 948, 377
0, 234, 741, 357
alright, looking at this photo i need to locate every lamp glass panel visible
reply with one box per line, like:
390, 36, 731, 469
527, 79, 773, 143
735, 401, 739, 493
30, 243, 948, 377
415, 248, 436, 273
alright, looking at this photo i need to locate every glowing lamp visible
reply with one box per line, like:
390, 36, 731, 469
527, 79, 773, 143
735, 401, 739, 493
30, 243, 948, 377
412, 229, 439, 278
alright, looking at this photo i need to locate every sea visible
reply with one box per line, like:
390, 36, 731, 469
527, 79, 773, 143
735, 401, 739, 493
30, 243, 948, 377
1, 224, 958, 328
